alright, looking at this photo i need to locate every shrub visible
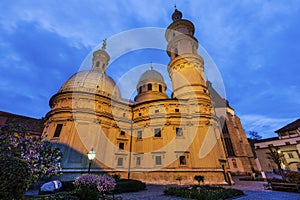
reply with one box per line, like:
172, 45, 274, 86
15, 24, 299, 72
164, 185, 244, 200
0, 155, 33, 200
114, 179, 146, 193
111, 174, 121, 182
286, 171, 300, 183
74, 174, 116, 200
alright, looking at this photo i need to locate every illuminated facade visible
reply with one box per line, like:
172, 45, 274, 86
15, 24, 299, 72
43, 9, 256, 184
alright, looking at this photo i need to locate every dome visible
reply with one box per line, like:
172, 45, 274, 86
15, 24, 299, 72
137, 68, 165, 87
58, 70, 121, 99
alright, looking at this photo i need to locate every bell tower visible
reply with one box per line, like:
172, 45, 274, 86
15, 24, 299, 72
166, 8, 209, 100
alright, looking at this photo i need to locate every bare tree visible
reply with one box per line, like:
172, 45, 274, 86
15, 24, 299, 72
266, 146, 286, 181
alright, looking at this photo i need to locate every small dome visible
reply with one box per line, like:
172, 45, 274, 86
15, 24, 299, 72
137, 68, 165, 87
59, 70, 121, 99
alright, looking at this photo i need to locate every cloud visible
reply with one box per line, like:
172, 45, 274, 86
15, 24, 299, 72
240, 114, 296, 138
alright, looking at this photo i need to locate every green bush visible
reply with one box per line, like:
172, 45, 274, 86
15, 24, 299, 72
0, 155, 33, 200
164, 185, 244, 200
74, 186, 99, 200
61, 181, 75, 192
114, 179, 146, 193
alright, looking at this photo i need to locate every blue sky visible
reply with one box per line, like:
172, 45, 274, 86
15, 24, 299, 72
0, 0, 299, 138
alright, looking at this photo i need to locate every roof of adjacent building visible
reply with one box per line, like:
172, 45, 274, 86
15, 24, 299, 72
275, 118, 300, 133
254, 136, 279, 144
0, 111, 44, 136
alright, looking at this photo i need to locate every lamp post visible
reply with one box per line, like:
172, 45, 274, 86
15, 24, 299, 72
87, 148, 96, 173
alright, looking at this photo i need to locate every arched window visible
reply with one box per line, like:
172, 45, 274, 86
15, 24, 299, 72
148, 84, 152, 91
96, 61, 100, 67
139, 86, 142, 93
159, 85, 162, 92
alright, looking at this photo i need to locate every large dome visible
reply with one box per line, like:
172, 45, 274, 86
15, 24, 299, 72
137, 68, 165, 87
59, 70, 121, 99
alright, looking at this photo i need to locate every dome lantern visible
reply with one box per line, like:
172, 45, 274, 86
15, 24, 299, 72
92, 39, 110, 73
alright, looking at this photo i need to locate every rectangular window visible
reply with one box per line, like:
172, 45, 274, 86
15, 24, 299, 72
159, 85, 162, 92
148, 84, 152, 91
154, 128, 161, 137
117, 157, 123, 166
136, 157, 141, 166
137, 131, 142, 139
175, 108, 180, 112
120, 130, 125, 136
119, 142, 124, 150
179, 155, 186, 165
155, 156, 162, 165
155, 109, 159, 113
53, 124, 63, 137
176, 128, 183, 137
139, 86, 142, 93
288, 153, 294, 158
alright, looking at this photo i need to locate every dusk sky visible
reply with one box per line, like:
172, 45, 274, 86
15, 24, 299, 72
0, 0, 299, 138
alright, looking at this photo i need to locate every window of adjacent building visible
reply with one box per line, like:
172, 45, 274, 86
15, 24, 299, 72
285, 142, 290, 145
148, 84, 152, 91
119, 142, 124, 150
176, 128, 183, 137
155, 156, 162, 165
179, 155, 186, 165
53, 124, 63, 137
288, 152, 294, 158
232, 159, 237, 168
159, 85, 162, 92
137, 131, 142, 140
175, 108, 180, 113
120, 130, 125, 136
139, 86, 142, 94
154, 128, 161, 137
117, 157, 123, 166
136, 157, 141, 166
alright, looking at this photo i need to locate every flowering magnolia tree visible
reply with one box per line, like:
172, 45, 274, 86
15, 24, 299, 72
0, 124, 62, 182
74, 174, 116, 200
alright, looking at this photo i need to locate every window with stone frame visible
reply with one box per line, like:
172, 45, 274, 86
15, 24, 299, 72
176, 127, 183, 137
136, 156, 141, 166
288, 152, 294, 158
154, 128, 161, 137
117, 157, 123, 166
148, 83, 152, 91
155, 156, 162, 165
119, 142, 124, 150
179, 155, 186, 165
120, 130, 125, 136
53, 124, 63, 137
137, 131, 142, 139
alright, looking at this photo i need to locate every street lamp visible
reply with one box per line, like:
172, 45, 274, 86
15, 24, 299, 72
87, 148, 96, 173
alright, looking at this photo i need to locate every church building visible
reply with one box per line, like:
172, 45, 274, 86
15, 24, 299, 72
43, 8, 256, 184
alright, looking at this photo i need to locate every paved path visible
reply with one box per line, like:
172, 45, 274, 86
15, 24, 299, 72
26, 176, 300, 199
115, 177, 300, 200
